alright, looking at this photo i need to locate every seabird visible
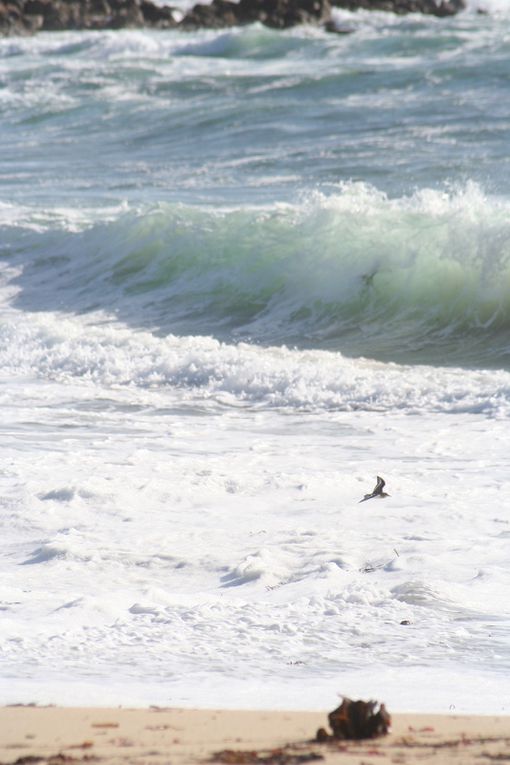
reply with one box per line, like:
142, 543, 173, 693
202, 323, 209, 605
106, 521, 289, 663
359, 476, 390, 503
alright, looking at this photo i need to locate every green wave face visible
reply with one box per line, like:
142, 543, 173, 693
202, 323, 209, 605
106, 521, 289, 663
7, 182, 510, 369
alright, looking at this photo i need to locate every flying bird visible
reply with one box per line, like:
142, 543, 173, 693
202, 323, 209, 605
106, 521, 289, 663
359, 476, 390, 503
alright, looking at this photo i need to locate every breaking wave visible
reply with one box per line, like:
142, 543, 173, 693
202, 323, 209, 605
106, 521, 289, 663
4, 182, 510, 369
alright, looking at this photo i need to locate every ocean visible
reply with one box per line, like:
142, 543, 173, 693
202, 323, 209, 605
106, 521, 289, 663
1, 0, 510, 714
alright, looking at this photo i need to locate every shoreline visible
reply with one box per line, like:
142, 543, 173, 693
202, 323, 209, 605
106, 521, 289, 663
1, 706, 509, 764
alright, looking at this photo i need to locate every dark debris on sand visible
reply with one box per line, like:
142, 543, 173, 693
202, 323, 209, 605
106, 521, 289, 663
212, 749, 323, 764
1, 756, 99, 765
316, 697, 391, 742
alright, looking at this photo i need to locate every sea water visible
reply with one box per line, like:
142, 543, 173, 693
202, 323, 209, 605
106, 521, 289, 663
1, 1, 510, 713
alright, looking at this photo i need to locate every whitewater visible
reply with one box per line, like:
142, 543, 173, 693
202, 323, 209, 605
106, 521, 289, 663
1, 1, 510, 714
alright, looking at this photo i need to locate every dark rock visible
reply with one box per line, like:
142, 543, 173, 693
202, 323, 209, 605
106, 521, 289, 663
0, 0, 177, 34
23, 0, 78, 30
108, 0, 145, 29
239, 0, 331, 27
140, 0, 175, 26
330, 0, 465, 16
179, 0, 239, 29
23, 11, 45, 29
323, 18, 354, 32
0, 0, 42, 33
180, 0, 331, 29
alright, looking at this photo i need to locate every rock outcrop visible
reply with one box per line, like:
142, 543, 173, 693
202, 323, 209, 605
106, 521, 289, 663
180, 0, 331, 30
0, 0, 467, 37
0, 0, 176, 35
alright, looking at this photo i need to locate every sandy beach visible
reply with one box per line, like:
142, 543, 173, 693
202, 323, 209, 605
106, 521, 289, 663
1, 706, 509, 765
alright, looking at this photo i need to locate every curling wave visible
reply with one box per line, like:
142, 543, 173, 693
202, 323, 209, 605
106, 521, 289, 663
3, 182, 510, 368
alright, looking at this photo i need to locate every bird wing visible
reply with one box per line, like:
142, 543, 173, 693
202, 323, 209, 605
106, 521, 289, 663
375, 476, 385, 493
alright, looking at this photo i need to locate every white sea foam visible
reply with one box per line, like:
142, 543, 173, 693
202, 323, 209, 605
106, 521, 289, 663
0, 200, 129, 231
0, 298, 509, 711
1, 345, 509, 711
0, 308, 509, 415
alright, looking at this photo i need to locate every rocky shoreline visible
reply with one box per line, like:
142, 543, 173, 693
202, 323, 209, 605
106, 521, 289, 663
0, 0, 466, 38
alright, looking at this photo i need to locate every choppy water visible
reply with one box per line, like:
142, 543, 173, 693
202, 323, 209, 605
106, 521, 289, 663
1, 1, 510, 713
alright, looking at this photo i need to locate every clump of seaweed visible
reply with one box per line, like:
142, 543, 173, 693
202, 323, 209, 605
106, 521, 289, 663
316, 697, 391, 742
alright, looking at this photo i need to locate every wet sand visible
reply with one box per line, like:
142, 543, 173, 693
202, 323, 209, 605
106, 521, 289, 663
1, 706, 509, 764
